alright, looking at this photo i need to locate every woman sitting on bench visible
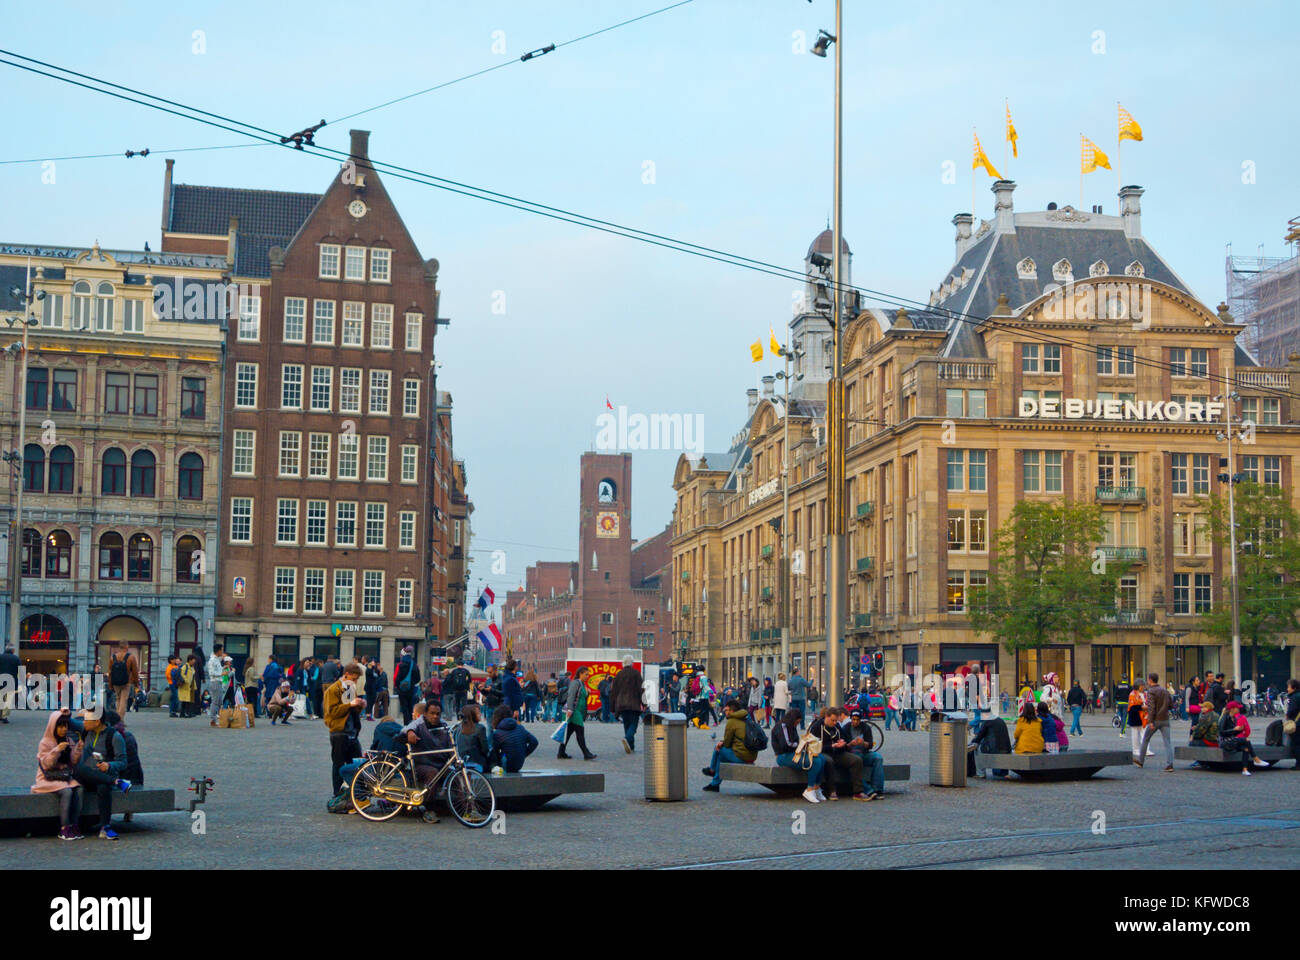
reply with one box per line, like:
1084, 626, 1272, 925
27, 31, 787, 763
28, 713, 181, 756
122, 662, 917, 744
1220, 701, 1270, 776
1012, 701, 1044, 754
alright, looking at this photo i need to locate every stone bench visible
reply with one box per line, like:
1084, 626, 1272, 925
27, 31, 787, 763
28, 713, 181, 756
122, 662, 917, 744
484, 769, 604, 811
718, 761, 911, 796
0, 787, 176, 835
1174, 745, 1292, 769
974, 750, 1132, 781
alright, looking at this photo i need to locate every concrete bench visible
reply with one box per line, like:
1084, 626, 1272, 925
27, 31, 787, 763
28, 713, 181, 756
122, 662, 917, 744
974, 750, 1131, 781
484, 769, 604, 811
718, 761, 911, 797
0, 787, 176, 835
1174, 745, 1292, 769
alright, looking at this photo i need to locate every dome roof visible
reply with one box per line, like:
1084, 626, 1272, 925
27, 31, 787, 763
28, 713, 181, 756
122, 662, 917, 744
807, 228, 851, 259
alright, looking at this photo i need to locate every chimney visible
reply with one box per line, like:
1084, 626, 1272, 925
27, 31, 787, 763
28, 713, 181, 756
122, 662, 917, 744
1119, 185, 1144, 239
746, 387, 759, 418
952, 213, 974, 259
761, 375, 775, 401
992, 180, 1016, 234
160, 158, 174, 233
349, 129, 371, 160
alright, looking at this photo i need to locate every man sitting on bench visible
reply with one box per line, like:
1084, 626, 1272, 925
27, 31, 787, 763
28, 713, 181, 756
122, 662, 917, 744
702, 699, 757, 792
841, 708, 884, 801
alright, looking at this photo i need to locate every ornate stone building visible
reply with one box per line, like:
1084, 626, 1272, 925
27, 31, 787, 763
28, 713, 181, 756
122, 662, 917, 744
673, 184, 1300, 699
0, 243, 225, 684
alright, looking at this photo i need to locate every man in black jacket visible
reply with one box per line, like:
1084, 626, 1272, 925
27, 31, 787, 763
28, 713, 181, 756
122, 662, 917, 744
611, 657, 645, 753
809, 707, 867, 800
394, 647, 420, 725
0, 644, 19, 722
1210, 675, 1228, 715
1066, 681, 1086, 737
968, 715, 1011, 778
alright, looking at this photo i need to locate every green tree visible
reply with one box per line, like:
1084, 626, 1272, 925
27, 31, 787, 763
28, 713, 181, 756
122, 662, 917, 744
1201, 480, 1300, 685
969, 500, 1129, 659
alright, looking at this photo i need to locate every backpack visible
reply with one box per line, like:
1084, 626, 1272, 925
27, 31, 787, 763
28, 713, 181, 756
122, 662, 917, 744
689, 676, 701, 697
1265, 719, 1284, 747
743, 714, 768, 754
397, 662, 413, 695
449, 667, 470, 691
110, 656, 129, 686
546, 680, 558, 696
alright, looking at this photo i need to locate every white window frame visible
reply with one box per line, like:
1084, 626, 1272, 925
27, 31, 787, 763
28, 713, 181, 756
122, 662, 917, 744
276, 498, 299, 545
364, 502, 387, 548
333, 569, 355, 615
229, 496, 254, 543
319, 243, 341, 280
404, 313, 422, 352
399, 510, 416, 549
305, 499, 328, 546
335, 501, 358, 548
403, 378, 420, 417
238, 294, 261, 341
232, 429, 256, 476
362, 570, 384, 615
308, 433, 331, 479
283, 297, 307, 343
344, 245, 366, 282
338, 432, 360, 481
369, 248, 391, 283
397, 578, 414, 617
278, 430, 301, 478
366, 436, 389, 482
310, 366, 333, 412
313, 299, 335, 345
274, 567, 297, 614
303, 567, 326, 614
368, 370, 390, 415
400, 444, 418, 483
370, 303, 393, 349
281, 364, 304, 410
234, 363, 258, 409
339, 367, 362, 414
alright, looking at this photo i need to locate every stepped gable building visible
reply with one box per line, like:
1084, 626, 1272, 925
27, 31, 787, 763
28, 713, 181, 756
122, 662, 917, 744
0, 241, 225, 684
164, 130, 452, 677
503, 452, 672, 678
673, 182, 1300, 699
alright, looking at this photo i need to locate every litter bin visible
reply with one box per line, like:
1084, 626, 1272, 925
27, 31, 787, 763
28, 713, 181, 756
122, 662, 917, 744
929, 711, 968, 787
644, 712, 689, 801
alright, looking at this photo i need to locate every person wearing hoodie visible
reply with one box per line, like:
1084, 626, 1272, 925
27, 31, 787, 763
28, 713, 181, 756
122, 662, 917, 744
701, 699, 758, 792
370, 713, 404, 753
489, 705, 539, 772
104, 710, 144, 787
70, 708, 133, 840
33, 709, 86, 840
1219, 701, 1270, 775
611, 656, 645, 753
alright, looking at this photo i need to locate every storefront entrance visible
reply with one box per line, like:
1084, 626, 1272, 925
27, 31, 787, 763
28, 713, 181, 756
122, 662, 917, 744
19, 613, 69, 676
1092, 645, 1147, 699
1016, 646, 1074, 696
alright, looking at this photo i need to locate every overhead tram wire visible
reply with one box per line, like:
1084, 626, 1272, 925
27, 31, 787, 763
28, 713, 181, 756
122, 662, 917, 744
329, 0, 697, 124
0, 141, 273, 166
5, 51, 1300, 407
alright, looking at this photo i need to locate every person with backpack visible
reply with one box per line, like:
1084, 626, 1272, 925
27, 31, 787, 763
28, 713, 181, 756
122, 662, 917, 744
394, 646, 420, 724
70, 707, 133, 840
611, 656, 645, 753
502, 660, 524, 718
446, 662, 471, 716
522, 669, 541, 723
773, 707, 824, 804
259, 654, 283, 721
701, 698, 760, 791
108, 641, 139, 719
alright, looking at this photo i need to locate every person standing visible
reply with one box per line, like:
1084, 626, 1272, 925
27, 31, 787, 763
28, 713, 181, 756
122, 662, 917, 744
394, 647, 420, 725
323, 664, 365, 794
597, 673, 614, 724
0, 644, 20, 723
772, 672, 790, 728
164, 655, 182, 718
610, 656, 644, 753
205, 645, 227, 727
746, 677, 763, 722
522, 669, 541, 723
1066, 680, 1086, 737
243, 657, 260, 718
502, 659, 524, 719
666, 672, 681, 714
558, 665, 596, 760
178, 655, 197, 717
1283, 678, 1300, 770
108, 641, 139, 719
762, 676, 775, 727
260, 654, 284, 720
1126, 680, 1147, 757
786, 668, 809, 730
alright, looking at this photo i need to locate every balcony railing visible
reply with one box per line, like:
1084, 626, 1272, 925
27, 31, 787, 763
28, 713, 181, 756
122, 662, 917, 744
1236, 370, 1291, 389
1099, 608, 1155, 627
1095, 486, 1146, 502
855, 556, 874, 574
761, 544, 774, 560
1099, 545, 1147, 563
937, 360, 996, 381
855, 501, 874, 520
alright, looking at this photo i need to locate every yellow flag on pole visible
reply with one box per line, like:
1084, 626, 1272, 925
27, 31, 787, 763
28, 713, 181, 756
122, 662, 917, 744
769, 329, 783, 357
1005, 102, 1018, 158
750, 340, 763, 362
1081, 135, 1111, 174
1118, 103, 1143, 142
973, 130, 1003, 179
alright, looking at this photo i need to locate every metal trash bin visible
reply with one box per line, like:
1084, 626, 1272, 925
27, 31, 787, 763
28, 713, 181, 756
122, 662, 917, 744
929, 712, 968, 787
644, 712, 689, 801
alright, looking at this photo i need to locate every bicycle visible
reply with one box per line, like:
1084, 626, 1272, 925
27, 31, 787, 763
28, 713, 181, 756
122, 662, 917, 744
349, 732, 496, 828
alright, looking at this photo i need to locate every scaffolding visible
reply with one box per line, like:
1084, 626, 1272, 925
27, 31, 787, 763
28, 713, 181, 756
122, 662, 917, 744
1226, 218, 1300, 367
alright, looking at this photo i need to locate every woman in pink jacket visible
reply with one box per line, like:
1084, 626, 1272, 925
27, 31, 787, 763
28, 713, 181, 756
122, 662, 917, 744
33, 709, 86, 840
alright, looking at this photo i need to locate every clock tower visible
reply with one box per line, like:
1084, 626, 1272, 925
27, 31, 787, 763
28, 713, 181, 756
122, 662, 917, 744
577, 452, 633, 648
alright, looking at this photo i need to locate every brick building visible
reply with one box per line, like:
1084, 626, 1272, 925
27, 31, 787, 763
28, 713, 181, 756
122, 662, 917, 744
0, 242, 225, 684
503, 452, 672, 677
162, 130, 454, 676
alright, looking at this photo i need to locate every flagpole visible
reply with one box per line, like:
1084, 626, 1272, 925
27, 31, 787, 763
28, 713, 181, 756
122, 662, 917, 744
970, 127, 975, 220
1116, 102, 1122, 198
1079, 134, 1084, 210
1003, 100, 1009, 174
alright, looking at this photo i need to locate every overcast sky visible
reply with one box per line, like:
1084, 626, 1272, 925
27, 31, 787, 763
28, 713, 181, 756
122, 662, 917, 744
3, 0, 1296, 603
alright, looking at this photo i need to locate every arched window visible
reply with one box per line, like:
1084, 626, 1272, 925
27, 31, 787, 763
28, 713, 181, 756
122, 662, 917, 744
177, 452, 203, 501
95, 281, 115, 332
47, 446, 75, 494
127, 533, 153, 582
98, 532, 124, 580
22, 444, 44, 493
130, 450, 156, 498
101, 448, 126, 495
72, 281, 92, 329
45, 530, 72, 579
176, 535, 202, 583
21, 529, 42, 577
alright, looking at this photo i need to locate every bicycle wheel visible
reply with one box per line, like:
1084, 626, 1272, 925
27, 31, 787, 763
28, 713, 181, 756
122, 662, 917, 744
867, 720, 885, 753
350, 758, 409, 822
444, 766, 495, 828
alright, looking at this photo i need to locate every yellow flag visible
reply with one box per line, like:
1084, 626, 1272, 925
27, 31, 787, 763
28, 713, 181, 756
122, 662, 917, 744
769, 328, 783, 357
750, 340, 763, 362
1081, 135, 1111, 174
972, 130, 1002, 179
1005, 102, 1018, 158
1118, 103, 1143, 142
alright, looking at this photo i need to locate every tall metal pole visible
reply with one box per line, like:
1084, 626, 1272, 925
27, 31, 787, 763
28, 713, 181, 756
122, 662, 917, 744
1223, 398, 1243, 686
8, 260, 32, 650
780, 347, 791, 676
824, 0, 846, 708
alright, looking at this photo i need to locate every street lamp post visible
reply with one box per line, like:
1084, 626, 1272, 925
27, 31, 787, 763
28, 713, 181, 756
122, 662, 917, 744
6, 262, 39, 651
1214, 393, 1246, 687
775, 342, 802, 677
811, 0, 846, 708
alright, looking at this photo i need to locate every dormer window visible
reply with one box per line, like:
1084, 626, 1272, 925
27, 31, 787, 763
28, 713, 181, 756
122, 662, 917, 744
1124, 261, 1145, 278
1016, 257, 1037, 280
1052, 259, 1073, 282
1089, 259, 1109, 277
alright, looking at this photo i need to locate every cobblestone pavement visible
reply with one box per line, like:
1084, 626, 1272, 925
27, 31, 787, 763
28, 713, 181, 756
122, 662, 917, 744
1, 708, 1297, 869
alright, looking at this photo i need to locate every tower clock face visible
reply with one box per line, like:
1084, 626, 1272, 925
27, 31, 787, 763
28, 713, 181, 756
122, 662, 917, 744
596, 510, 619, 538
348, 199, 368, 219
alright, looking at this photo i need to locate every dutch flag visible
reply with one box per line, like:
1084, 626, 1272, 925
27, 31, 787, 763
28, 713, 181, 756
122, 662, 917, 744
476, 622, 503, 651
476, 586, 496, 611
